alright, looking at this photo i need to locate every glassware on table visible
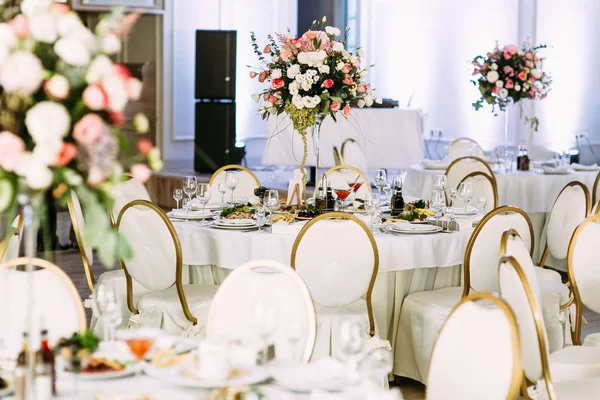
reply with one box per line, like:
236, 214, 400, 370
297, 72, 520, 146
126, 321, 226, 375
364, 192, 380, 234
458, 181, 474, 216
196, 183, 211, 226
382, 183, 391, 205
334, 188, 351, 212
255, 206, 267, 233
218, 183, 227, 205
251, 299, 278, 352
92, 283, 111, 342
430, 189, 445, 224
286, 322, 303, 361
182, 198, 191, 222
212, 210, 221, 223
183, 176, 197, 201
339, 318, 365, 382
225, 172, 239, 203
373, 169, 387, 198
476, 196, 488, 217
103, 290, 122, 342
362, 348, 394, 386
264, 189, 280, 216
504, 151, 514, 173
446, 188, 457, 220
173, 189, 182, 210
433, 174, 447, 191
347, 179, 364, 202
117, 328, 163, 361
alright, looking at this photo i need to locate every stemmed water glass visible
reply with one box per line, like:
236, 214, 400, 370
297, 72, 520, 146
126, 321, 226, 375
173, 189, 182, 210
255, 206, 267, 233
264, 189, 280, 217
433, 174, 447, 191
104, 291, 122, 343
92, 284, 111, 342
430, 189, 445, 225
196, 183, 211, 226
339, 318, 365, 382
225, 172, 239, 204
373, 169, 387, 198
476, 196, 488, 217
251, 300, 278, 359
458, 181, 474, 216
183, 176, 197, 202
364, 192, 380, 234
382, 183, 391, 205
446, 188, 457, 220
217, 183, 227, 205
182, 198, 191, 222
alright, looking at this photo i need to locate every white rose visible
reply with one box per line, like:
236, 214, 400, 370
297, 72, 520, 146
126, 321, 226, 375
332, 41, 344, 52
302, 96, 316, 109
86, 55, 113, 83
486, 70, 499, 84
54, 37, 90, 66
25, 101, 70, 143
288, 81, 299, 95
0, 23, 17, 48
297, 52, 310, 65
102, 74, 128, 112
325, 26, 341, 36
32, 140, 61, 165
0, 51, 43, 96
29, 13, 57, 43
287, 64, 300, 79
531, 69, 542, 79
270, 68, 282, 79
498, 88, 509, 99
15, 153, 53, 190
357, 99, 365, 108
57, 13, 84, 37
301, 80, 312, 91
101, 33, 121, 55
514, 84, 521, 91
350, 56, 360, 66
251, 93, 260, 103
316, 50, 327, 61
336, 61, 345, 71
496, 80, 504, 88
44, 74, 70, 100
292, 94, 304, 109
318, 65, 330, 74
364, 95, 374, 107
133, 113, 149, 133
20, 0, 52, 16
375, 97, 382, 104
491, 63, 498, 70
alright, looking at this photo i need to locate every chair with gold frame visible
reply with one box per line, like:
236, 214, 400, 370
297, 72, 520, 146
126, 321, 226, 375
445, 156, 494, 194
116, 200, 218, 335
0, 213, 23, 263
498, 255, 600, 398
426, 292, 522, 400
593, 200, 600, 215
333, 146, 343, 166
290, 213, 383, 360
0, 257, 86, 353
538, 181, 590, 270
448, 137, 486, 158
455, 171, 498, 211
314, 165, 371, 200
341, 138, 368, 173
109, 175, 152, 225
593, 171, 600, 206
206, 260, 317, 363
209, 164, 261, 204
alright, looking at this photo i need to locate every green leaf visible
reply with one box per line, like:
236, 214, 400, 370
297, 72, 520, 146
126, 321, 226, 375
116, 231, 133, 260
330, 96, 343, 103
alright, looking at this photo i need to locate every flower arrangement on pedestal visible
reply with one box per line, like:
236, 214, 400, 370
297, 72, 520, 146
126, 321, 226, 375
250, 17, 380, 196
0, 1, 161, 264
470, 42, 552, 131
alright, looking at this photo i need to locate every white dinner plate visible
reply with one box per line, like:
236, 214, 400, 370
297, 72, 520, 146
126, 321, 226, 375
143, 364, 269, 389
542, 170, 570, 175
211, 222, 257, 231
451, 206, 478, 216
572, 165, 600, 172
216, 219, 255, 226
270, 359, 351, 392
168, 210, 212, 220
389, 224, 442, 234
60, 362, 143, 380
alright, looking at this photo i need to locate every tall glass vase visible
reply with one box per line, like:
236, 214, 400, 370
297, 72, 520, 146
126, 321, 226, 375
312, 113, 326, 185
504, 105, 509, 157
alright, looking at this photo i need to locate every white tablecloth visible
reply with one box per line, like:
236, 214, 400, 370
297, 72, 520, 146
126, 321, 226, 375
261, 109, 423, 169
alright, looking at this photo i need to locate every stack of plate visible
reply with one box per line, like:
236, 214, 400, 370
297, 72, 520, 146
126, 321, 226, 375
387, 223, 443, 234
451, 206, 478, 216
167, 209, 212, 220
211, 219, 257, 230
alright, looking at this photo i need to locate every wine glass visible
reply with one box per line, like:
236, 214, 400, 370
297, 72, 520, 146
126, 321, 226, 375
339, 318, 365, 382
264, 189, 280, 216
364, 192, 380, 234
196, 183, 211, 226
430, 189, 445, 224
347, 179, 363, 202
476, 196, 488, 217
251, 300, 278, 353
458, 181, 474, 216
286, 322, 303, 361
225, 172, 239, 203
255, 206, 267, 233
433, 174, 447, 191
335, 188, 351, 212
92, 283, 111, 342
373, 169, 387, 198
104, 290, 122, 343
218, 183, 227, 205
382, 183, 391, 205
182, 197, 191, 222
173, 189, 182, 210
183, 176, 197, 201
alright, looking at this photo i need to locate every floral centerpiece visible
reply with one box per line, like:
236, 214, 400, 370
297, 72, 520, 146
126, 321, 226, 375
471, 42, 552, 132
250, 17, 379, 196
0, 0, 161, 264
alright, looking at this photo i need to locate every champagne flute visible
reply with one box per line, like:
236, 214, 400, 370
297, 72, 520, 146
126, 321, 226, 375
264, 189, 280, 217
196, 183, 211, 226
225, 172, 239, 204
458, 181, 474, 216
173, 189, 182, 210
183, 176, 197, 201
182, 198, 191, 222
373, 169, 387, 198
364, 192, 380, 234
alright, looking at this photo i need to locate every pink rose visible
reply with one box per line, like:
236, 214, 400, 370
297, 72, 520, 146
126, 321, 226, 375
518, 71, 527, 81
492, 86, 499, 94
342, 64, 352, 73
505, 79, 514, 89
49, 3, 71, 14
109, 111, 125, 127
87, 168, 106, 187
525, 60, 531, 67
529, 90, 535, 98
330, 102, 341, 111
9, 16, 29, 38
303, 31, 318, 40
291, 38, 302, 48
322, 79, 334, 89
343, 103, 351, 116
525, 52, 533, 60
73, 114, 104, 145
358, 84, 369, 93
113, 64, 131, 82
0, 131, 25, 172
54, 143, 77, 167
137, 138, 153, 155
343, 74, 354, 85
83, 84, 109, 111
271, 78, 284, 89
269, 95, 277, 104
126, 77, 143, 100
503, 66, 514, 77
131, 163, 151, 183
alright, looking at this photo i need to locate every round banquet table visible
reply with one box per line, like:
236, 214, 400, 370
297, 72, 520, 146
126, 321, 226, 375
404, 164, 599, 268
173, 219, 473, 376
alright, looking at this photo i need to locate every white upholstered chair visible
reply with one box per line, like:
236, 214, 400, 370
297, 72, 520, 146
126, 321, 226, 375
444, 156, 494, 194
454, 171, 498, 211
68, 190, 151, 335
341, 138, 368, 174
593, 200, 600, 215
499, 255, 600, 398
290, 213, 385, 360
426, 293, 521, 400
539, 181, 590, 271
206, 260, 317, 363
116, 200, 218, 335
315, 165, 371, 200
0, 214, 23, 262
0, 257, 86, 353
448, 137, 486, 159
110, 177, 152, 224
593, 171, 600, 206
209, 165, 261, 204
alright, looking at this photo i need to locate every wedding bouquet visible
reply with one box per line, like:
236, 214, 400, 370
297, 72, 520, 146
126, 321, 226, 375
250, 17, 379, 189
471, 42, 551, 130
0, 1, 161, 264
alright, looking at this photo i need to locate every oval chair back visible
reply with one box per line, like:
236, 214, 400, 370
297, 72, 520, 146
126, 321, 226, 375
455, 171, 498, 211
110, 177, 152, 224
315, 165, 371, 200
593, 171, 600, 206
206, 260, 317, 363
341, 138, 368, 173
445, 156, 494, 194
209, 164, 261, 204
448, 137, 486, 159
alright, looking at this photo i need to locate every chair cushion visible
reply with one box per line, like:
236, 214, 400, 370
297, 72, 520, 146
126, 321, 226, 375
535, 267, 562, 283
554, 377, 600, 398
583, 333, 600, 347
136, 284, 218, 335
538, 278, 571, 352
550, 345, 600, 383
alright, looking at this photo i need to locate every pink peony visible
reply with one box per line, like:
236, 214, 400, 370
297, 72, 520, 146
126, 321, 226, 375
322, 79, 334, 89
9, 16, 29, 38
280, 49, 291, 61
0, 131, 25, 171
73, 114, 104, 145
505, 79, 514, 89
131, 163, 151, 183
330, 102, 341, 111
271, 78, 284, 89
137, 138, 153, 155
503, 44, 518, 59
54, 143, 77, 167
301, 30, 330, 51
343, 103, 351, 116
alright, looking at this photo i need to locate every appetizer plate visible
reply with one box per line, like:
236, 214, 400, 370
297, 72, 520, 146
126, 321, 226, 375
168, 210, 212, 220
60, 362, 143, 380
215, 219, 255, 226
143, 364, 269, 389
388, 224, 443, 234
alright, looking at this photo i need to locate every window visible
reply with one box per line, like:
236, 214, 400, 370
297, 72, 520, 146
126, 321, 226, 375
345, 0, 360, 51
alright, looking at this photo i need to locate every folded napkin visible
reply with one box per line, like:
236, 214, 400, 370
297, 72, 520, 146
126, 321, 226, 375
270, 220, 307, 235
430, 217, 473, 231
532, 159, 559, 168
571, 163, 599, 171
542, 165, 570, 174
422, 159, 449, 170
169, 209, 211, 218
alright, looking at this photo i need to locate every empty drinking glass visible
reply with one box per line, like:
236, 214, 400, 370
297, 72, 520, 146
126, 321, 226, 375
225, 172, 239, 203
433, 174, 447, 191
255, 206, 267, 233
504, 151, 514, 173
458, 181, 474, 215
476, 196, 488, 217
264, 189, 280, 216
173, 189, 182, 210
182, 198, 191, 222
183, 176, 197, 200
364, 192, 380, 233
218, 183, 227, 205
446, 188, 457, 220
286, 322, 303, 361
196, 183, 211, 226
430, 189, 445, 224
382, 183, 391, 204
251, 300, 277, 350
373, 169, 387, 198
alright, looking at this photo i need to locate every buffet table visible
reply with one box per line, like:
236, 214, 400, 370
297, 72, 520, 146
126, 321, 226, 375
261, 108, 424, 169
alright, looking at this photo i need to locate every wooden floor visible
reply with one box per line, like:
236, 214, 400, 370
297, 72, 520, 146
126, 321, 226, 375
32, 212, 600, 399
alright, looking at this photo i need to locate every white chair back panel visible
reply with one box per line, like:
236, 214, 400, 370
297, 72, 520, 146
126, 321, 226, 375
0, 269, 81, 352
69, 191, 93, 266
112, 179, 151, 219
294, 220, 374, 307
547, 185, 588, 260
470, 213, 532, 293
207, 267, 311, 361
118, 206, 176, 291
427, 301, 517, 400
342, 141, 368, 174
572, 222, 600, 314
448, 142, 485, 160
210, 170, 260, 204
316, 170, 370, 200
1, 215, 22, 262
446, 159, 491, 192
499, 261, 548, 383
505, 236, 542, 302
457, 175, 496, 211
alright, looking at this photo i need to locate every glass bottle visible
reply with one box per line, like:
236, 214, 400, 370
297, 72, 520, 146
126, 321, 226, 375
39, 329, 56, 396
14, 332, 29, 400
35, 351, 51, 400
390, 175, 405, 217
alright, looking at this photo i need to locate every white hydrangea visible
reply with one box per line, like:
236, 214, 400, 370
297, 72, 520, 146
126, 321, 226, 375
25, 101, 71, 144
